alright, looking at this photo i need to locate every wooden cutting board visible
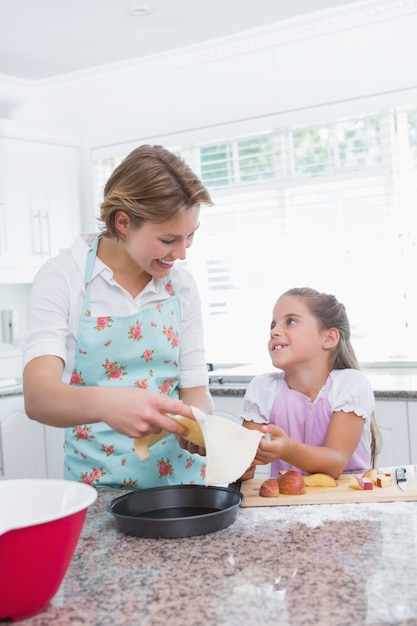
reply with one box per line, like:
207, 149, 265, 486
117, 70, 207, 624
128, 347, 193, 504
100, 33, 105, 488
240, 472, 417, 507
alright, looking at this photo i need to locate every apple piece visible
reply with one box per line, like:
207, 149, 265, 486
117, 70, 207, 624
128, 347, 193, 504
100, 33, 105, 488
259, 477, 280, 497
376, 473, 392, 488
303, 473, 338, 488
349, 475, 373, 490
276, 469, 306, 495
362, 468, 378, 484
349, 474, 365, 490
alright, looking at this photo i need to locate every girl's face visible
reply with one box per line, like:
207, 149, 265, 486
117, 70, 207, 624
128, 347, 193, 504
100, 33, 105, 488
123, 205, 200, 278
268, 295, 329, 369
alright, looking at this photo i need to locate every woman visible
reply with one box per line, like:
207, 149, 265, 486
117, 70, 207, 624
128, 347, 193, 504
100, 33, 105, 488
23, 144, 213, 488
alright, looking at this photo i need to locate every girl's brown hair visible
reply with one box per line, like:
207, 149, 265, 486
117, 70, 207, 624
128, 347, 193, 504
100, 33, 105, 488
99, 144, 213, 237
280, 287, 381, 466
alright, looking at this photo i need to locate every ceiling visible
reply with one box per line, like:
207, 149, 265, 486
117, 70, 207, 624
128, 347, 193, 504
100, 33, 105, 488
0, 0, 361, 81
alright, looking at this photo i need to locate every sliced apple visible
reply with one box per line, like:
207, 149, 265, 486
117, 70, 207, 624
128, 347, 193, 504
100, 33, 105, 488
259, 477, 280, 497
349, 474, 373, 490
376, 472, 392, 488
362, 468, 378, 484
276, 469, 306, 495
349, 474, 365, 490
303, 473, 338, 488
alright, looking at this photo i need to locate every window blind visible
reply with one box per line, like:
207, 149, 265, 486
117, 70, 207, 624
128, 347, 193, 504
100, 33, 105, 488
93, 103, 417, 365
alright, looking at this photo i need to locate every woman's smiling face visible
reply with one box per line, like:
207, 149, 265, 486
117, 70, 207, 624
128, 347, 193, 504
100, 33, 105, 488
124, 205, 200, 278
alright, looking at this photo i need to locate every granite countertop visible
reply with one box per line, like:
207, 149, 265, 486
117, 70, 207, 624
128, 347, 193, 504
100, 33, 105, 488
12, 466, 417, 626
209, 368, 417, 399
3, 370, 417, 399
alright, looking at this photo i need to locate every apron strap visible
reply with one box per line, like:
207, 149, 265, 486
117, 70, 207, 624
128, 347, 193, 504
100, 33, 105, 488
83, 235, 100, 310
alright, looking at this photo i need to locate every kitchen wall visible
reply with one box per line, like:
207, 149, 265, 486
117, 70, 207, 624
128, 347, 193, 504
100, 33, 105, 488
1, 0, 417, 345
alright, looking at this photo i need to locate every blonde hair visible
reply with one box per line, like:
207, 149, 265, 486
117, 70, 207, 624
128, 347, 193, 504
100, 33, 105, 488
99, 144, 213, 237
280, 287, 381, 466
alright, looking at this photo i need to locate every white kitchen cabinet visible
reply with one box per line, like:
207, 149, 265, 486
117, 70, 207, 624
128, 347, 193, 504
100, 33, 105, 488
212, 395, 243, 425
406, 401, 417, 464
0, 394, 47, 479
44, 424, 65, 479
0, 121, 81, 283
374, 399, 411, 468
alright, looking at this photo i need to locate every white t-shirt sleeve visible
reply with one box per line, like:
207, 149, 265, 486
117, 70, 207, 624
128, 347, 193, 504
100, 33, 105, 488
173, 265, 208, 389
240, 372, 285, 424
22, 255, 76, 369
329, 369, 375, 420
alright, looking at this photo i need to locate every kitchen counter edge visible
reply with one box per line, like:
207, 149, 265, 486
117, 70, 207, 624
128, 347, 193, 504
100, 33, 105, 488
209, 385, 417, 399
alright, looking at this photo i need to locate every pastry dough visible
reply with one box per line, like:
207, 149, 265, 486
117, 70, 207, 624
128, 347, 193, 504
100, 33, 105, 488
134, 407, 263, 486
133, 415, 204, 461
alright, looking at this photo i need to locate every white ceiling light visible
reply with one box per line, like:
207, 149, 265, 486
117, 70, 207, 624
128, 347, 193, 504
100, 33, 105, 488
126, 5, 153, 17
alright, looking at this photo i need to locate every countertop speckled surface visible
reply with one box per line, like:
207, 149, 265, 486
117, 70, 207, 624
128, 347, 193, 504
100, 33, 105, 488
209, 368, 417, 399
9, 466, 417, 626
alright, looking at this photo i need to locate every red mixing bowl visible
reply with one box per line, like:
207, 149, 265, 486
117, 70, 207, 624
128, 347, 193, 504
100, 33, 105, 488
0, 478, 97, 621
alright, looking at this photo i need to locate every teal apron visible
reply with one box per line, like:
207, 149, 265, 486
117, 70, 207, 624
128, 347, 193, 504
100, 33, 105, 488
64, 235, 206, 489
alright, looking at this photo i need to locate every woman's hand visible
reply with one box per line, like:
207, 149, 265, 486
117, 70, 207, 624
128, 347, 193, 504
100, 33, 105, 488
177, 437, 206, 456
23, 356, 193, 438
23, 356, 215, 445
98, 387, 196, 438
239, 462, 256, 481
175, 386, 212, 455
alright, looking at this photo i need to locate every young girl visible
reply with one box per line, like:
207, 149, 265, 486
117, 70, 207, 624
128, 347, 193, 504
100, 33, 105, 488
241, 287, 379, 479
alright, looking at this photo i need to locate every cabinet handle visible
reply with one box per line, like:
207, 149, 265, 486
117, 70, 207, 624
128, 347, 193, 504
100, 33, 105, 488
40, 212, 51, 257
32, 211, 51, 257
32, 211, 42, 255
0, 204, 6, 255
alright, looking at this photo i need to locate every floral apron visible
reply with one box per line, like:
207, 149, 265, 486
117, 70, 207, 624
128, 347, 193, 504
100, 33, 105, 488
64, 235, 206, 489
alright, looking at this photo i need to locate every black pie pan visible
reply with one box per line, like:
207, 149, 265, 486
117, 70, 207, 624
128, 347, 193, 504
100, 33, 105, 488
107, 484, 243, 538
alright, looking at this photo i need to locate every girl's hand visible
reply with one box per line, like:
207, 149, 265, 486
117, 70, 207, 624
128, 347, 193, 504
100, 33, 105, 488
255, 424, 289, 464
